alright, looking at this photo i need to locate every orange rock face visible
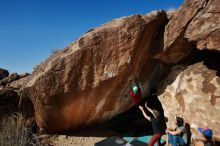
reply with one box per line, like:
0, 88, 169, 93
22, 11, 168, 133
185, 0, 220, 51
20, 0, 220, 135
158, 0, 220, 64
164, 0, 208, 50
159, 62, 220, 139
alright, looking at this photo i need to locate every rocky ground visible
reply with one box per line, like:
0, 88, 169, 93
39, 134, 106, 146
39, 130, 109, 146
38, 106, 153, 146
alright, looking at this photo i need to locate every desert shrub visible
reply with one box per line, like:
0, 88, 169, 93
0, 114, 41, 146
52, 48, 62, 54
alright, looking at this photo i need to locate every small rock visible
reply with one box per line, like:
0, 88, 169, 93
0, 68, 9, 80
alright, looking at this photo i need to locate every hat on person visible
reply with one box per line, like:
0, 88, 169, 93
198, 127, 213, 138
132, 85, 139, 94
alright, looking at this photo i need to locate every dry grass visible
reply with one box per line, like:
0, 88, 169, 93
52, 48, 63, 54
0, 114, 41, 146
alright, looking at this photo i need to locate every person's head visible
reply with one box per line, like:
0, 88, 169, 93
198, 128, 213, 140
152, 110, 160, 118
132, 85, 139, 94
176, 117, 184, 127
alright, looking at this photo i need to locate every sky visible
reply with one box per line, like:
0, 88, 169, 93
0, 0, 183, 74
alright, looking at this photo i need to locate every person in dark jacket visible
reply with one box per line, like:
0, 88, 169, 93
139, 102, 166, 146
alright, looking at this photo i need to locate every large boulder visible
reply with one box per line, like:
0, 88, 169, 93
156, 0, 220, 64
185, 0, 220, 51
0, 68, 9, 80
1, 73, 20, 85
158, 62, 220, 139
22, 11, 169, 133
164, 0, 208, 50
9, 73, 30, 89
0, 69, 30, 117
0, 86, 20, 116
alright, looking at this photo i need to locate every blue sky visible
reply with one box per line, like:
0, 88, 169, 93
0, 0, 183, 74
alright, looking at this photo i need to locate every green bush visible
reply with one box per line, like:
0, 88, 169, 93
0, 114, 41, 146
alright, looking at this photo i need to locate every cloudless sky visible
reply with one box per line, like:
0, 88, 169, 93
0, 0, 183, 74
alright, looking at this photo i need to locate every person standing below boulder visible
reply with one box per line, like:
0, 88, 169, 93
166, 116, 188, 146
194, 127, 215, 146
139, 102, 166, 146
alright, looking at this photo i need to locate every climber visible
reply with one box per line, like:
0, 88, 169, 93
194, 127, 216, 146
139, 102, 166, 146
129, 77, 142, 105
